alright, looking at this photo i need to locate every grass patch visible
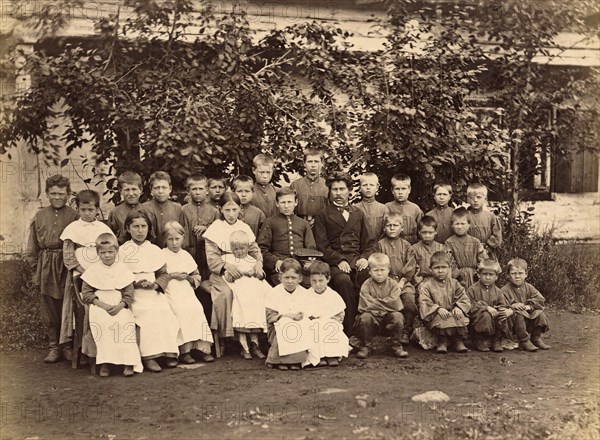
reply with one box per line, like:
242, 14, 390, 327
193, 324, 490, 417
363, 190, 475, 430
0, 256, 46, 350
495, 204, 600, 310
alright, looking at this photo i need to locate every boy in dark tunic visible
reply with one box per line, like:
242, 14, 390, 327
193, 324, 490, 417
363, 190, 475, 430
26, 175, 78, 362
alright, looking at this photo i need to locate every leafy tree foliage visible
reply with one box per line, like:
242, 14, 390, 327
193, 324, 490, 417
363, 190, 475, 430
1, 0, 597, 208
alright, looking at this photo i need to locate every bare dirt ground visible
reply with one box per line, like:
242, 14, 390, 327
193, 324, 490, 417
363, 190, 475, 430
1, 311, 598, 440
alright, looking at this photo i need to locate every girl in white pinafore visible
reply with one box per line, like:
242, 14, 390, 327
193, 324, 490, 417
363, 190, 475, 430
81, 233, 142, 376
222, 230, 270, 360
162, 221, 214, 364
119, 210, 180, 372
59, 190, 114, 347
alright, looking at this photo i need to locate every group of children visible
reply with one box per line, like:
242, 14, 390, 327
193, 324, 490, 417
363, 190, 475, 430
26, 149, 550, 377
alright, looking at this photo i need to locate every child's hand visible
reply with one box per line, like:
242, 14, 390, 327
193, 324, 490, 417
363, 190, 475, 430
224, 263, 242, 280
193, 225, 207, 237
133, 280, 146, 289
512, 302, 527, 311
487, 306, 499, 318
223, 272, 234, 283
338, 261, 351, 274
253, 261, 265, 279
106, 303, 125, 316
438, 308, 451, 319
498, 308, 514, 320
356, 258, 369, 271
452, 307, 465, 320
398, 278, 407, 290
171, 272, 188, 281
94, 300, 111, 312
288, 312, 303, 321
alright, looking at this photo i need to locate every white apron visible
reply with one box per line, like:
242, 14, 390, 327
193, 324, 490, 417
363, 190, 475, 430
120, 241, 180, 358
89, 290, 143, 372
305, 287, 350, 359
163, 248, 213, 352
81, 260, 142, 372
131, 272, 180, 357
266, 285, 320, 366
223, 255, 269, 332
59, 220, 115, 344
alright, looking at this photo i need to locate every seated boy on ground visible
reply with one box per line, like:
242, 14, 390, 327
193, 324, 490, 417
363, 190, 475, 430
355, 253, 409, 359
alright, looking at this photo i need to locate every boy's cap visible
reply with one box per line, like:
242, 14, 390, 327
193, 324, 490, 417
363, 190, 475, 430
294, 248, 323, 258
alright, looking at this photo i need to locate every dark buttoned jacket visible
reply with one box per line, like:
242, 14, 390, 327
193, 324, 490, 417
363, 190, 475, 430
314, 204, 376, 268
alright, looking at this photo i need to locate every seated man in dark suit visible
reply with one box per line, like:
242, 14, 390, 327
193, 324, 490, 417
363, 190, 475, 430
314, 172, 376, 335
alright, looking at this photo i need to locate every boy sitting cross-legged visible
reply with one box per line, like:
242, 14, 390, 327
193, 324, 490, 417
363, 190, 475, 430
418, 251, 470, 354
501, 258, 550, 352
354, 253, 409, 359
466, 259, 512, 352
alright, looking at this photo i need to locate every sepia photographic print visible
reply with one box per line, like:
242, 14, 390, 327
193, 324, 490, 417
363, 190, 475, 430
0, 1, 599, 439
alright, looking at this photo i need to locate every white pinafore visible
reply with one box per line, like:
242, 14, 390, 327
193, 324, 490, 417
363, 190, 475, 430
81, 260, 143, 372
119, 240, 180, 358
162, 248, 213, 353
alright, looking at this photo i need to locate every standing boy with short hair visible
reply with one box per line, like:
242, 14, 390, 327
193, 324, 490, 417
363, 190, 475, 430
107, 171, 143, 244
383, 174, 424, 244
233, 175, 266, 237
354, 173, 386, 240
466, 183, 502, 259
26, 175, 78, 363
207, 176, 227, 209
426, 183, 454, 244
290, 148, 329, 226
412, 216, 449, 285
179, 174, 219, 282
141, 171, 182, 248
445, 207, 487, 288
250, 153, 278, 218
